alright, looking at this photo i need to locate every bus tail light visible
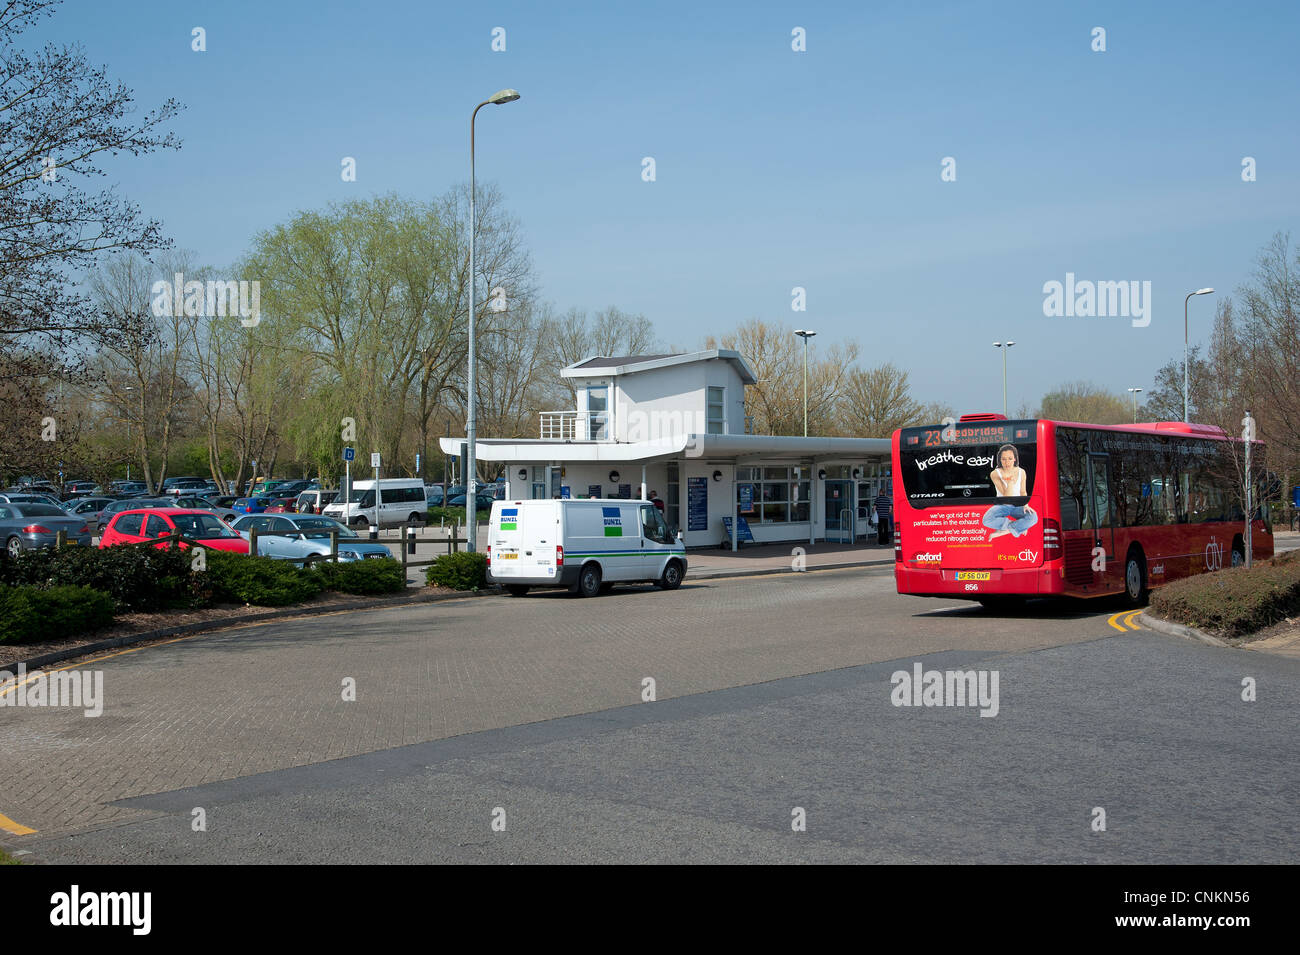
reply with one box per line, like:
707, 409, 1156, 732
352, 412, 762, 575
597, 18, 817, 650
894, 528, 901, 561
555, 545, 564, 567
1043, 518, 1061, 559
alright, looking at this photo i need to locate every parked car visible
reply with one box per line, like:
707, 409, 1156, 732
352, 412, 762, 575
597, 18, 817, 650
99, 508, 249, 553
171, 495, 240, 524
211, 496, 241, 509
425, 485, 445, 507
0, 492, 66, 508
162, 476, 210, 496
447, 493, 497, 512
322, 479, 429, 528
62, 480, 99, 499
295, 489, 338, 514
0, 502, 93, 558
63, 496, 116, 526
263, 496, 298, 514
230, 514, 392, 563
92, 497, 170, 533
231, 497, 274, 515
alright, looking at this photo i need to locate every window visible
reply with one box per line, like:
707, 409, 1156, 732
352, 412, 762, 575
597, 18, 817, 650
587, 386, 609, 440
735, 467, 810, 523
707, 387, 725, 434
114, 513, 144, 536
145, 515, 171, 539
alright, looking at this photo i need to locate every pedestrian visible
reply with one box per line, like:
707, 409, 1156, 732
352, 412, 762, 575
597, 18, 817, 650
874, 488, 893, 545
650, 489, 665, 513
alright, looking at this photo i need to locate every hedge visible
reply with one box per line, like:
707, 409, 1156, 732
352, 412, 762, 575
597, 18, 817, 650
0, 544, 200, 613
425, 551, 487, 590
0, 584, 116, 644
203, 551, 325, 606
426, 506, 490, 525
1150, 549, 1300, 638
311, 557, 406, 594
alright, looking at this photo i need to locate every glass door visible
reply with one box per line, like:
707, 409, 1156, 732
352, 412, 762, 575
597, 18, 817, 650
824, 479, 853, 542
1088, 453, 1114, 567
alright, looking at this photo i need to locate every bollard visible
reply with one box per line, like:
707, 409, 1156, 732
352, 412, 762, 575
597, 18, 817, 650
249, 527, 259, 557
368, 522, 378, 542
406, 523, 416, 555
329, 529, 338, 563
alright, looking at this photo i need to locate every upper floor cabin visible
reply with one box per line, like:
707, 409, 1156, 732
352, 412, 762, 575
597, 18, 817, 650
541, 350, 756, 443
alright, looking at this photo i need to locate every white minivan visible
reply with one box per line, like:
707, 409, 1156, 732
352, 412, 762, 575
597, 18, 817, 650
488, 498, 687, 597
322, 478, 428, 528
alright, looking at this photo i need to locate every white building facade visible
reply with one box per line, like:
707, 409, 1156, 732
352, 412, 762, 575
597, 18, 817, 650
442, 350, 892, 550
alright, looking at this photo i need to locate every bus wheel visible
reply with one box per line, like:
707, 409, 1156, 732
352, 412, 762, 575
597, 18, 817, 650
577, 563, 602, 598
1124, 552, 1147, 606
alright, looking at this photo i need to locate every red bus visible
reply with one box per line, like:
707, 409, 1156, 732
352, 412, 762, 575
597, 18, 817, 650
892, 414, 1272, 608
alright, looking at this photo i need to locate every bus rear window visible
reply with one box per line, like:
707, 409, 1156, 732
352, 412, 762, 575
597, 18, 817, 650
899, 429, 1037, 507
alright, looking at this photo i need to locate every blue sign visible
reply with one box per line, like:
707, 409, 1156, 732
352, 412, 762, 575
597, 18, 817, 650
687, 476, 708, 531
560, 485, 571, 499
722, 516, 754, 543
343, 447, 355, 462
739, 483, 755, 514
1293, 486, 1300, 508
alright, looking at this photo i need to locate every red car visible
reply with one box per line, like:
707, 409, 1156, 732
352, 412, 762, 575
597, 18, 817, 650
263, 496, 298, 514
99, 508, 250, 553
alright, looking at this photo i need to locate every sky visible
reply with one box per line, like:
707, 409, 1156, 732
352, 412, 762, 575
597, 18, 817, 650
34, 0, 1300, 417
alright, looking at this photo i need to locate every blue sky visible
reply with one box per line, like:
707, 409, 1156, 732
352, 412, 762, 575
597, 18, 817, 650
39, 0, 1300, 415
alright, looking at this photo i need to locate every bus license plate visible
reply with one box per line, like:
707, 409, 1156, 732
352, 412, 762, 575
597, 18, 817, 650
955, 572, 990, 581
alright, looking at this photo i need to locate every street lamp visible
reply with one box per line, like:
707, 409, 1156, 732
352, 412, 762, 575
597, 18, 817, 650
992, 341, 1015, 415
1184, 288, 1214, 423
467, 88, 520, 553
794, 329, 816, 436
124, 385, 134, 483
1127, 387, 1143, 422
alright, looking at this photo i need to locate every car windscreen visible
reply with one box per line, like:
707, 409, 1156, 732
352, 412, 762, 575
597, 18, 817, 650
898, 421, 1037, 507
295, 519, 356, 538
170, 513, 238, 538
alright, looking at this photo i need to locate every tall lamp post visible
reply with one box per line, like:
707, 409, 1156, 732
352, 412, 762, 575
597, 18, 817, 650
1127, 387, 1143, 422
1184, 287, 1214, 423
467, 88, 520, 553
992, 341, 1015, 415
125, 385, 134, 483
794, 329, 816, 436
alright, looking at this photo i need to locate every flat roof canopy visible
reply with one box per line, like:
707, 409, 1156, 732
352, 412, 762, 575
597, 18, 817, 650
439, 433, 891, 464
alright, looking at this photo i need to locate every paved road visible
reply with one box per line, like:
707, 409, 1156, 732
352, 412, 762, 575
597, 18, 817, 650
3, 566, 1296, 863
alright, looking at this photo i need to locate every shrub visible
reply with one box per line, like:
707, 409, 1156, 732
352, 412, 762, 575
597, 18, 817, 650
425, 551, 487, 590
0, 584, 116, 643
312, 557, 406, 595
1150, 549, 1300, 638
204, 551, 324, 606
0, 544, 203, 613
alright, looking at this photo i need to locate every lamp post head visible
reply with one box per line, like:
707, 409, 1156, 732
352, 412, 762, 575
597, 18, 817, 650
1194, 287, 1214, 295
488, 89, 521, 104
794, 329, 816, 339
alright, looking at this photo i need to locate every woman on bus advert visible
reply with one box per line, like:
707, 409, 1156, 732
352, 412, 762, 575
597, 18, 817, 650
982, 444, 1038, 540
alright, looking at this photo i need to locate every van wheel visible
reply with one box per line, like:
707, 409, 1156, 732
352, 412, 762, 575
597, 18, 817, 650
577, 564, 602, 598
505, 585, 529, 597
658, 560, 684, 590
1124, 551, 1147, 607
408, 512, 424, 526
353, 517, 368, 529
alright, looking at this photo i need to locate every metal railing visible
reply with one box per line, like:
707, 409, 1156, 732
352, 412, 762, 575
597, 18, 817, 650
539, 410, 610, 440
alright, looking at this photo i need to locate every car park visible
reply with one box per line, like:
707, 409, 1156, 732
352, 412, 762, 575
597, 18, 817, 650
486, 498, 686, 597
230, 514, 392, 563
322, 478, 428, 528
99, 508, 250, 552
0, 502, 93, 557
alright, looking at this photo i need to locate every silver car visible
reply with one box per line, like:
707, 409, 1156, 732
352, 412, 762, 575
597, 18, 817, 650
172, 495, 240, 525
0, 503, 94, 558
230, 514, 394, 564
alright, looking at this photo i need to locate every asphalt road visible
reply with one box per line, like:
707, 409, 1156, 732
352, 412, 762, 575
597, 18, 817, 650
4, 565, 1297, 863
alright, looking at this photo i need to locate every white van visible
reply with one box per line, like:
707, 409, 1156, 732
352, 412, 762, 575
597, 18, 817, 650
322, 478, 427, 528
488, 498, 687, 597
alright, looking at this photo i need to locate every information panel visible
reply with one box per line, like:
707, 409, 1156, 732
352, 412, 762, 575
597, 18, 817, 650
687, 477, 708, 531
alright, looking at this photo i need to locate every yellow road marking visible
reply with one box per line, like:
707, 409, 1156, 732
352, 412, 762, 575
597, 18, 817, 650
0, 811, 36, 836
1107, 610, 1145, 631
1106, 611, 1128, 632
1123, 610, 1144, 630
